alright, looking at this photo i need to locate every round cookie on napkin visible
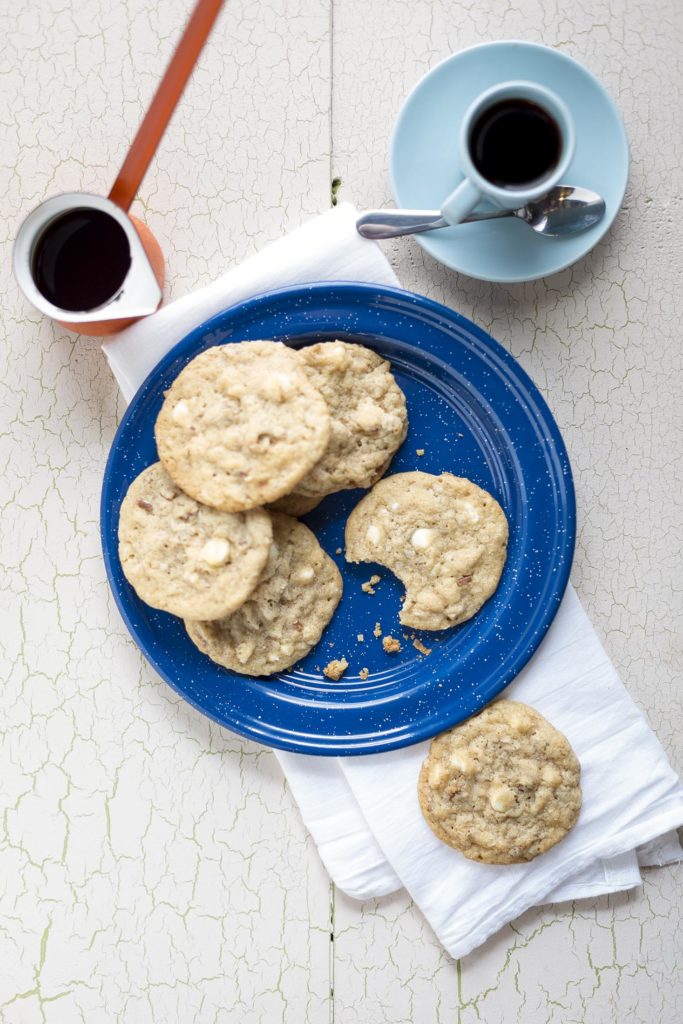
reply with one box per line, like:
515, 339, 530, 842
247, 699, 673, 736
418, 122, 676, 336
418, 700, 582, 864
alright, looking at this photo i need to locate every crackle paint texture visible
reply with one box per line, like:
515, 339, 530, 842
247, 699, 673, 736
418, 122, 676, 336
1, 0, 681, 1021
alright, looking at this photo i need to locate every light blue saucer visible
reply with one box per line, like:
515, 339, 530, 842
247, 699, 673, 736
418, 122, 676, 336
390, 41, 629, 283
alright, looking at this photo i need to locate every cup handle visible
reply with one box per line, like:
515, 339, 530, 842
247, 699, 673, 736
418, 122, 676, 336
441, 178, 482, 226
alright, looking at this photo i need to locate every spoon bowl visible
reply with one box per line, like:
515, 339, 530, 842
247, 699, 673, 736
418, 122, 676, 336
517, 185, 606, 236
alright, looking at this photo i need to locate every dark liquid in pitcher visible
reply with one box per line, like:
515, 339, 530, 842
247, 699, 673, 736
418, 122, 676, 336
470, 99, 561, 188
32, 208, 131, 312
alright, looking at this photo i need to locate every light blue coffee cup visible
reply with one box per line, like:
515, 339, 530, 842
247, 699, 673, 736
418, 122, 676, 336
441, 80, 576, 226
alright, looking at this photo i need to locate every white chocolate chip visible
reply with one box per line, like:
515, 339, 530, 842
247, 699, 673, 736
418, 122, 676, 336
235, 639, 256, 664
262, 372, 295, 401
415, 589, 442, 612
533, 790, 550, 813
320, 343, 347, 368
293, 566, 315, 585
366, 523, 383, 545
199, 538, 231, 567
450, 751, 474, 775
428, 763, 447, 787
517, 759, 540, 787
390, 501, 400, 511
411, 527, 435, 550
171, 399, 191, 425
489, 785, 515, 813
456, 500, 480, 524
541, 764, 562, 787
509, 711, 534, 735
442, 545, 484, 575
354, 398, 384, 432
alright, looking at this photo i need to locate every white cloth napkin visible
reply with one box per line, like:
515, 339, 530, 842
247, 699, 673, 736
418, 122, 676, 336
103, 203, 683, 959
303, 589, 683, 957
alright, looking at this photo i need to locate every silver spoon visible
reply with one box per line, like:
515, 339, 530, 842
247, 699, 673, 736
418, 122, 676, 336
356, 185, 606, 240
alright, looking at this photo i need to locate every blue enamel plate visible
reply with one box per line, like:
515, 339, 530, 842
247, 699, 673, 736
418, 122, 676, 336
101, 282, 575, 755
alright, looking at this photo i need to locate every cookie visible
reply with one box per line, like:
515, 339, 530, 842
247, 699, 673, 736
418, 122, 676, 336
185, 513, 343, 675
155, 341, 331, 512
286, 341, 407, 499
267, 492, 322, 517
270, 457, 395, 518
418, 701, 582, 864
118, 462, 272, 620
345, 471, 508, 630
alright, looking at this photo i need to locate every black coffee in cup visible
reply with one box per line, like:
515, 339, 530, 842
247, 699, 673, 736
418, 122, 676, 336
469, 99, 562, 189
32, 208, 131, 312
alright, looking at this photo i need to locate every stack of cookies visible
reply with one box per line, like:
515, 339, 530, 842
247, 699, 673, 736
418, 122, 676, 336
119, 336, 512, 675
118, 338, 409, 675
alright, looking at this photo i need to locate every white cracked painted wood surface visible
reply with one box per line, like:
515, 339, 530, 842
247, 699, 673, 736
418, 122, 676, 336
1, 0, 681, 1020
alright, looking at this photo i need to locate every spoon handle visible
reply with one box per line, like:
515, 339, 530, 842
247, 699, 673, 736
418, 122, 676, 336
356, 207, 512, 240
356, 210, 448, 239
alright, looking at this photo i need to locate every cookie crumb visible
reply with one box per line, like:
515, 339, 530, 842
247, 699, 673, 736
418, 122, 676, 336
373, 622, 382, 638
356, 633, 365, 643
382, 636, 401, 654
416, 448, 425, 456
335, 547, 342, 555
413, 637, 432, 656
361, 574, 382, 595
359, 667, 369, 680
323, 657, 349, 680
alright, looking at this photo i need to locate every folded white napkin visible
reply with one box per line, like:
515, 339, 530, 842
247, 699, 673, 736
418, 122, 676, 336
104, 204, 398, 402
103, 203, 683, 958
321, 589, 683, 957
